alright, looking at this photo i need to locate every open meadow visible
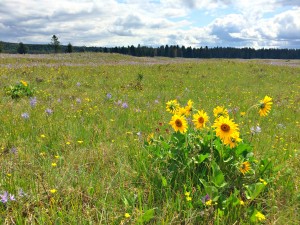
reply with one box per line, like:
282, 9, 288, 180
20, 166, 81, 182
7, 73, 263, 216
0, 53, 299, 224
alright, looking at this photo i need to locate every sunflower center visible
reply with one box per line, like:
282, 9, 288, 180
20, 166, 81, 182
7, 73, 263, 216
175, 119, 182, 127
260, 103, 265, 109
198, 117, 204, 123
221, 124, 230, 132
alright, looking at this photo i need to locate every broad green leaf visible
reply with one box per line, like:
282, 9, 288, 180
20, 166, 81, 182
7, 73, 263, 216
235, 143, 252, 157
197, 153, 210, 164
137, 209, 155, 223
211, 161, 227, 188
199, 179, 219, 197
245, 182, 266, 200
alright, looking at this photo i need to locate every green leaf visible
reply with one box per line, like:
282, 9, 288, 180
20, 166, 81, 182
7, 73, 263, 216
211, 161, 226, 188
245, 182, 266, 200
137, 209, 155, 223
235, 143, 252, 157
161, 176, 167, 187
199, 179, 219, 197
197, 153, 210, 164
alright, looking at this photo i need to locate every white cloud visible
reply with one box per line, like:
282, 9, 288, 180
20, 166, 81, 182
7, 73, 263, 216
0, 0, 299, 48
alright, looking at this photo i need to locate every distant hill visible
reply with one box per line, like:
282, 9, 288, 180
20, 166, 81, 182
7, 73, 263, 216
0, 41, 299, 59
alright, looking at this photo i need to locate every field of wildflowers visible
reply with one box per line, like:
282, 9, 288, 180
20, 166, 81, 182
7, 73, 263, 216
0, 53, 299, 224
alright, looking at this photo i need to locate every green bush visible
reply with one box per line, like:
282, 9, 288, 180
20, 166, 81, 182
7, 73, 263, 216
145, 97, 275, 223
6, 80, 35, 99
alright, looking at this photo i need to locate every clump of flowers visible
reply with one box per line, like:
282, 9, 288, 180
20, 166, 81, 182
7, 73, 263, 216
145, 96, 274, 223
6, 80, 35, 99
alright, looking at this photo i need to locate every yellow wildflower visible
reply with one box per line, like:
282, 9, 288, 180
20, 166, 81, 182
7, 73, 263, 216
255, 211, 266, 221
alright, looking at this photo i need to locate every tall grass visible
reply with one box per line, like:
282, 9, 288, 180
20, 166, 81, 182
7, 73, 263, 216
0, 53, 299, 224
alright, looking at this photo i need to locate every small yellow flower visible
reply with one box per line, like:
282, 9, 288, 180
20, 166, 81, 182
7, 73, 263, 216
40, 134, 46, 138
77, 140, 83, 144
240, 111, 246, 116
255, 211, 266, 221
55, 155, 59, 159
124, 213, 130, 218
66, 141, 71, 145
50, 189, 57, 194
186, 196, 192, 201
184, 191, 190, 196
205, 200, 212, 206
20, 80, 28, 87
259, 178, 268, 185
240, 200, 245, 205
51, 162, 57, 167
7, 173, 12, 177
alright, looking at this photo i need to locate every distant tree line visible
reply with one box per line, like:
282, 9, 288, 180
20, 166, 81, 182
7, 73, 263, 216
0, 40, 299, 59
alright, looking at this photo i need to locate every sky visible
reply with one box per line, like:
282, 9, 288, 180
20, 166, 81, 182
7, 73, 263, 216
0, 0, 300, 49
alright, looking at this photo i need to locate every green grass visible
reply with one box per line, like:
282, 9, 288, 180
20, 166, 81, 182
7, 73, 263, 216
0, 53, 299, 224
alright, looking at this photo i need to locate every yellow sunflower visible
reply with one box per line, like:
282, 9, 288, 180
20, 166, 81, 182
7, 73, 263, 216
184, 99, 193, 116
147, 133, 154, 144
192, 110, 209, 129
213, 116, 239, 142
20, 80, 28, 87
169, 114, 188, 133
166, 99, 180, 114
258, 96, 273, 117
213, 106, 229, 118
224, 132, 242, 148
177, 107, 187, 116
239, 161, 251, 175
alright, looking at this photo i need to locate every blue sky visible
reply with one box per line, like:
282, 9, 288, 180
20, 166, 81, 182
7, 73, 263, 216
0, 0, 299, 48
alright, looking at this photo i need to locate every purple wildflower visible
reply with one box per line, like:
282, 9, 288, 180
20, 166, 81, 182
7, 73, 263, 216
154, 99, 159, 104
18, 189, 26, 197
10, 147, 18, 154
29, 97, 37, 107
122, 102, 128, 109
9, 194, 15, 201
106, 93, 112, 99
76, 82, 81, 87
201, 194, 211, 204
45, 108, 53, 115
76, 98, 81, 104
0, 191, 8, 203
21, 112, 29, 119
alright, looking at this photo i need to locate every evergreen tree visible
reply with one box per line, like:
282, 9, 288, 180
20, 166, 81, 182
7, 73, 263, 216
66, 43, 73, 53
17, 42, 28, 54
51, 35, 61, 53
0, 41, 2, 53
